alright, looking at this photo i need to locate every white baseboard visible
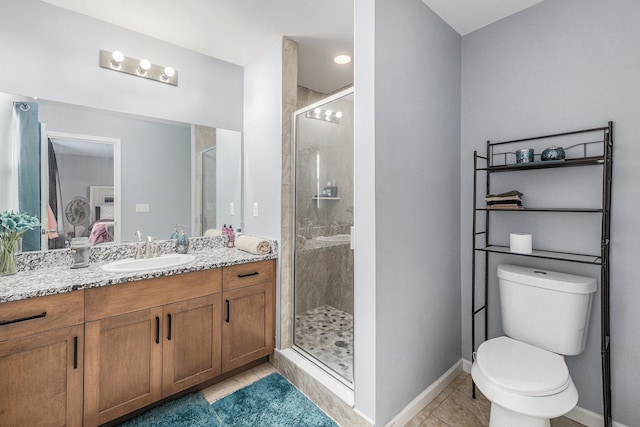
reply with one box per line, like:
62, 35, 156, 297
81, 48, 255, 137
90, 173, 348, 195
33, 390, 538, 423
462, 357, 472, 373
566, 406, 629, 427
463, 359, 628, 427
385, 360, 463, 427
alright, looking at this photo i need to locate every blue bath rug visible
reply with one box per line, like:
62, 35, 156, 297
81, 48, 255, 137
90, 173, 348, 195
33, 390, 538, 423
211, 373, 338, 427
118, 392, 220, 427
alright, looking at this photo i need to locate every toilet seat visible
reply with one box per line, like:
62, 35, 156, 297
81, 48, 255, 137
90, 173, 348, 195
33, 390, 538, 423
476, 336, 570, 397
472, 336, 579, 420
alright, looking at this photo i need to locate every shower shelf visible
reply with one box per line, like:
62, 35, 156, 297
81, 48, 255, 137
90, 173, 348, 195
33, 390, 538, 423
470, 122, 613, 427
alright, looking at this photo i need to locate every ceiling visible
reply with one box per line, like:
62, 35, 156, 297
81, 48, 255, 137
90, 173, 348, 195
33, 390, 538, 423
40, 0, 543, 94
422, 0, 544, 36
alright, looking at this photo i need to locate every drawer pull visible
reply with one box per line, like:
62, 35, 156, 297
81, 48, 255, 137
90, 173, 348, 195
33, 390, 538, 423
155, 316, 160, 344
167, 313, 172, 341
0, 311, 47, 326
225, 299, 230, 323
73, 336, 78, 369
238, 272, 259, 278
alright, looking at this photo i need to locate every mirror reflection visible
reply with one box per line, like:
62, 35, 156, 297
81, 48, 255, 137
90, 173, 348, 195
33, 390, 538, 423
0, 92, 243, 252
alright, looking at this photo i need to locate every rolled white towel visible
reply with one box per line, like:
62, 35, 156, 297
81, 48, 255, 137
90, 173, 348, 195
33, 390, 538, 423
236, 235, 271, 255
204, 229, 222, 237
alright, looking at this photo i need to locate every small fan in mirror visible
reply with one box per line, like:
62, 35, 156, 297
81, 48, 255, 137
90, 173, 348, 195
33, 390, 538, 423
65, 196, 90, 237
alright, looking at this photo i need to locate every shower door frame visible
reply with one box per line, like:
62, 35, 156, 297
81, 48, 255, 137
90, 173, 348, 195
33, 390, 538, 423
290, 87, 355, 387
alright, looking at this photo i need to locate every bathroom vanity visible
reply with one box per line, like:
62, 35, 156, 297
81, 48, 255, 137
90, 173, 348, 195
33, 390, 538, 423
0, 239, 276, 426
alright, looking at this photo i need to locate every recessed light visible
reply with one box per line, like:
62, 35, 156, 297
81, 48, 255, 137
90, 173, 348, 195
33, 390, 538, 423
333, 55, 352, 65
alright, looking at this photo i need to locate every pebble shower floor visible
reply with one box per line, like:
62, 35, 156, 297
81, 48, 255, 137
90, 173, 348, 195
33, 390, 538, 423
294, 304, 353, 382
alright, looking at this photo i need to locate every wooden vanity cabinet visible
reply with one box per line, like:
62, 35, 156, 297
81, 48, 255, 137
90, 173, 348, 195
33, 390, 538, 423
221, 259, 276, 373
0, 291, 84, 427
83, 269, 222, 427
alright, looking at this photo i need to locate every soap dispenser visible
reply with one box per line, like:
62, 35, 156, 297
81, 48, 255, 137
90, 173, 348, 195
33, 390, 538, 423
227, 225, 235, 248
175, 225, 189, 254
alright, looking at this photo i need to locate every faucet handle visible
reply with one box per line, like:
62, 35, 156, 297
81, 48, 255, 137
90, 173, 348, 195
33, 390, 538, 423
134, 244, 144, 259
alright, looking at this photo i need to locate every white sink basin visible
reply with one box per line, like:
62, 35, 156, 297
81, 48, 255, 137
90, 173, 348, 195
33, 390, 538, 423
315, 234, 351, 243
101, 254, 196, 273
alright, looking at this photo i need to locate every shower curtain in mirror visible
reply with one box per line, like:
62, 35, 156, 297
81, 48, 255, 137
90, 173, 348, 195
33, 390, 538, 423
13, 101, 41, 251
48, 139, 64, 249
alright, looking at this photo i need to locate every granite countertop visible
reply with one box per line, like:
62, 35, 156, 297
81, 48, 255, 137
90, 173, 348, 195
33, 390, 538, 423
0, 237, 277, 303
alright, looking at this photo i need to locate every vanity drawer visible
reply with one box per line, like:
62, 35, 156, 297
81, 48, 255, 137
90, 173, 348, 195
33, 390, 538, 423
223, 260, 275, 291
86, 268, 222, 321
0, 291, 84, 342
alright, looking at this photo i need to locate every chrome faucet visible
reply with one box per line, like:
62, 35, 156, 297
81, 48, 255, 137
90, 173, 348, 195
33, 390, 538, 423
134, 232, 159, 259
134, 231, 144, 259
144, 236, 157, 258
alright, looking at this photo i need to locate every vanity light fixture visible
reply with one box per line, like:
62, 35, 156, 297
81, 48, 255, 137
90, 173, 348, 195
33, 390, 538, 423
305, 107, 342, 124
99, 49, 178, 86
332, 54, 352, 65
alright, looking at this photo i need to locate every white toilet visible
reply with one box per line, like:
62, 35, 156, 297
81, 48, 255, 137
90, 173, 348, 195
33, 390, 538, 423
471, 264, 597, 427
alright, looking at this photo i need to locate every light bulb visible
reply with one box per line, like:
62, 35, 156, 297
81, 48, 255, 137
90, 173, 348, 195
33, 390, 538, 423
137, 59, 151, 76
112, 51, 124, 63
314, 108, 321, 114
160, 66, 176, 82
325, 110, 332, 116
110, 50, 124, 69
335, 111, 343, 119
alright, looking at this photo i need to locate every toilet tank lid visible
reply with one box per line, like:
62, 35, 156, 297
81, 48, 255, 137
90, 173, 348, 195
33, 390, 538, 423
497, 264, 597, 294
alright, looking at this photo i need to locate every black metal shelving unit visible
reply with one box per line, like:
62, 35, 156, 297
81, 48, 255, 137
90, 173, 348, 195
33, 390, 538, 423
471, 122, 613, 427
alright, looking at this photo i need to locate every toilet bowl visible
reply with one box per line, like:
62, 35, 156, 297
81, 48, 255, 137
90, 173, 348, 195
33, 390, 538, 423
472, 337, 578, 427
471, 265, 596, 427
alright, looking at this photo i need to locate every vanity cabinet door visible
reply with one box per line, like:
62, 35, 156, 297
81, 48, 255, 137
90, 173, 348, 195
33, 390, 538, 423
162, 294, 222, 396
0, 325, 83, 427
221, 281, 275, 373
84, 307, 163, 427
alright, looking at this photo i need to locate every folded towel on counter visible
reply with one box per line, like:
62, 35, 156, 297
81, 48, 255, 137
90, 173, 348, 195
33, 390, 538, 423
204, 228, 222, 237
235, 235, 272, 255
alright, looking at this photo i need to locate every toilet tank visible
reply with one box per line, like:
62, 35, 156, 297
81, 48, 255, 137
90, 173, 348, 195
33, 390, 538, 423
497, 264, 597, 356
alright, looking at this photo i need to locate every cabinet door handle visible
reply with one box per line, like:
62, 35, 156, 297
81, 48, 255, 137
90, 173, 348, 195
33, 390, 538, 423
225, 299, 230, 323
238, 271, 259, 278
73, 336, 78, 369
167, 313, 172, 341
155, 316, 160, 344
0, 311, 46, 326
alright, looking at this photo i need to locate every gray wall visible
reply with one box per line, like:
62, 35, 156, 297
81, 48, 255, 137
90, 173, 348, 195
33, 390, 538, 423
374, 0, 462, 424
460, 1, 640, 424
0, 0, 243, 131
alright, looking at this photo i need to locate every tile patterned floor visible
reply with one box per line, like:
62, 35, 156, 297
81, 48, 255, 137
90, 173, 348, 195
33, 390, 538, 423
406, 371, 586, 427
201, 363, 277, 403
294, 305, 353, 382
202, 365, 586, 427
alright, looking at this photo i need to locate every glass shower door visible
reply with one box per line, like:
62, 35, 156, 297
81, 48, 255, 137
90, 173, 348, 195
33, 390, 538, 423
292, 88, 354, 384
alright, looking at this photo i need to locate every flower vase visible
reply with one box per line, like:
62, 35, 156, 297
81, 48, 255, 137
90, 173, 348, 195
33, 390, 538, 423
0, 242, 17, 275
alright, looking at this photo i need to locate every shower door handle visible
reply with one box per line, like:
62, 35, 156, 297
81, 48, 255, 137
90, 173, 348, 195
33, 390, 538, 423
225, 300, 230, 323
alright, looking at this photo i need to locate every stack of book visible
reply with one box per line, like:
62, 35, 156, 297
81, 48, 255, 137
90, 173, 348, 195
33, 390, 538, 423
485, 190, 523, 209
